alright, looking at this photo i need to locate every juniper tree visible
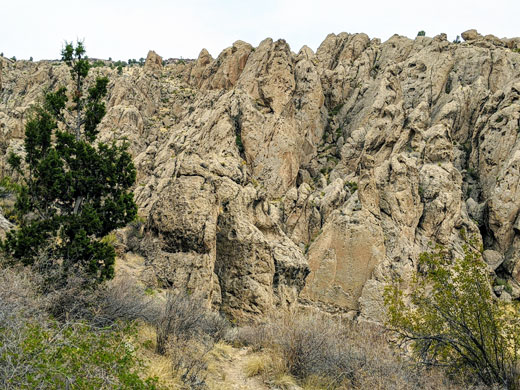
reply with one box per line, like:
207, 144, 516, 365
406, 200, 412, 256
3, 41, 137, 283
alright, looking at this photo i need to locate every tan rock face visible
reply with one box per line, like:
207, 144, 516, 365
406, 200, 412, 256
144, 50, 163, 72
301, 195, 385, 312
462, 29, 481, 41
3, 31, 520, 322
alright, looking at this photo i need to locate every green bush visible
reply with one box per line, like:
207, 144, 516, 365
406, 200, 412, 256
0, 267, 163, 389
417, 31, 426, 37
3, 41, 137, 284
385, 242, 520, 389
0, 318, 161, 389
344, 181, 358, 193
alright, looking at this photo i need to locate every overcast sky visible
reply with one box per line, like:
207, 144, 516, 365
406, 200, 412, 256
2, 0, 519, 61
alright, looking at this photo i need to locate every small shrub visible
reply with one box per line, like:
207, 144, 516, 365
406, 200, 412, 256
417, 31, 426, 37
235, 133, 244, 154
468, 167, 479, 180
44, 271, 102, 321
345, 181, 358, 193
169, 337, 211, 390
155, 290, 228, 355
328, 103, 344, 117
96, 274, 160, 325
445, 76, 453, 94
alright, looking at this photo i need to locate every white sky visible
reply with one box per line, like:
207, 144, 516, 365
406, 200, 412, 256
1, 0, 519, 61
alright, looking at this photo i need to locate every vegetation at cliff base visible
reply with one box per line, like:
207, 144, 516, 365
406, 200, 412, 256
385, 241, 520, 389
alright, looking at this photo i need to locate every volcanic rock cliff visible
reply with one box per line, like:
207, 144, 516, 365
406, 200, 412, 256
2, 30, 520, 322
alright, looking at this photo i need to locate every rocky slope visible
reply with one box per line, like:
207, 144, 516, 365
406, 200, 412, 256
2, 29, 520, 322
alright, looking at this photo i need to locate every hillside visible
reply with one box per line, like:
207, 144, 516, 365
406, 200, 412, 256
2, 29, 520, 324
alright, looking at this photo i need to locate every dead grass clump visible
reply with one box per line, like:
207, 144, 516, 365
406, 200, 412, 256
244, 354, 270, 377
243, 350, 297, 389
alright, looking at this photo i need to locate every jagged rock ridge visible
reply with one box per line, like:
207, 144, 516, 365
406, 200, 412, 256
2, 29, 520, 321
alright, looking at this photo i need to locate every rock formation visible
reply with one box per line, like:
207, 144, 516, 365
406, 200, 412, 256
2, 29, 520, 321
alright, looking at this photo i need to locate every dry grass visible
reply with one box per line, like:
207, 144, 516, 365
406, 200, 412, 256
242, 349, 299, 389
244, 354, 270, 377
134, 322, 183, 389
302, 374, 341, 390
136, 322, 158, 351
99, 274, 232, 389
232, 311, 490, 390
209, 341, 234, 362
271, 373, 298, 389
145, 354, 182, 389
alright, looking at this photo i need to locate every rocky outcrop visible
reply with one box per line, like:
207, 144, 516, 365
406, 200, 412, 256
144, 50, 163, 72
3, 29, 520, 322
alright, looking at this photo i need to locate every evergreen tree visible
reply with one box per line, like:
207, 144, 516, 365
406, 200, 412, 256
3, 41, 137, 283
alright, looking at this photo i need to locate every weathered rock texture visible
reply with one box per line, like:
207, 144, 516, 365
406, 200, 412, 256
2, 30, 520, 321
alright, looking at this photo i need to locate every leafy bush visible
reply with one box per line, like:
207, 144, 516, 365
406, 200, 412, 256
0, 267, 162, 389
0, 319, 161, 389
385, 242, 520, 389
417, 31, 426, 37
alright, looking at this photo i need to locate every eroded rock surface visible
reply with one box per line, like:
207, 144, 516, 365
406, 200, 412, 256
3, 29, 520, 321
